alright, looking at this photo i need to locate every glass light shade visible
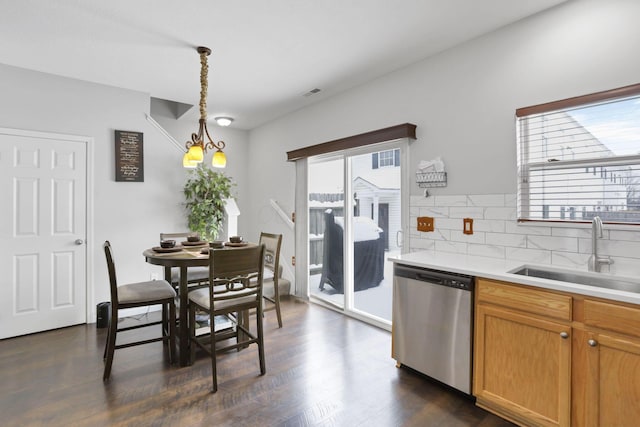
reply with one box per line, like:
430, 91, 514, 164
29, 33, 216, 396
214, 117, 233, 127
182, 152, 197, 168
212, 150, 227, 168
187, 144, 204, 162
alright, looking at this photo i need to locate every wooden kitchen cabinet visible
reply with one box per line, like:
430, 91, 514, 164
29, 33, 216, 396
573, 298, 640, 427
475, 278, 640, 427
474, 278, 572, 427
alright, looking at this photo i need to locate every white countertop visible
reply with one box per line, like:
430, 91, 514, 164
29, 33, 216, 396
389, 251, 640, 306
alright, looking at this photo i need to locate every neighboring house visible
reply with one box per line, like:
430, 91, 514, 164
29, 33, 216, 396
522, 111, 629, 220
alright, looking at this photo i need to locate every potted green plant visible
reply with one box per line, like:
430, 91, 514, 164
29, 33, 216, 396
183, 164, 235, 241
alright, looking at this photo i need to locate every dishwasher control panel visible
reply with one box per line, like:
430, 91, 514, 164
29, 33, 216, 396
394, 264, 474, 291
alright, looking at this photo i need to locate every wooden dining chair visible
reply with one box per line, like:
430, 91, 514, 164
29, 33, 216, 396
187, 244, 266, 393
102, 241, 177, 381
259, 232, 284, 328
159, 232, 209, 289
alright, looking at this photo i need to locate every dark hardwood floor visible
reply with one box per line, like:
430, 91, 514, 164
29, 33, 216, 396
0, 299, 514, 427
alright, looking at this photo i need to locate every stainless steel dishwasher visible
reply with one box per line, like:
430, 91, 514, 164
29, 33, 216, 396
392, 263, 474, 394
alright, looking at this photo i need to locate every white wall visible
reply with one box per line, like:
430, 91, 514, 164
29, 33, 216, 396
245, 0, 640, 281
0, 64, 249, 322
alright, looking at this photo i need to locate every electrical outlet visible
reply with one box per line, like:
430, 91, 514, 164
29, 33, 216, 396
463, 218, 474, 235
417, 216, 434, 232
291, 256, 296, 266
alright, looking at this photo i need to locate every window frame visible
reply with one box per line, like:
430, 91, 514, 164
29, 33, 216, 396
516, 83, 640, 226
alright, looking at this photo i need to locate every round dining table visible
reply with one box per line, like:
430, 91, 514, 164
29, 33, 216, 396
143, 245, 210, 366
144, 242, 257, 366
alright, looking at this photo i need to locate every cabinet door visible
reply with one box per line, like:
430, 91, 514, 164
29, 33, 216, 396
474, 304, 571, 427
584, 333, 640, 427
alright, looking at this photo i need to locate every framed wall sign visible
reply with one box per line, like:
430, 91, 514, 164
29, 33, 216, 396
115, 130, 144, 182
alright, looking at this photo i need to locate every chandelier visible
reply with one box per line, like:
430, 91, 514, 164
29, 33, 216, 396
183, 46, 227, 168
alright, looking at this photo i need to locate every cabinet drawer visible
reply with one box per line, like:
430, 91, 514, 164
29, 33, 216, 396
477, 278, 572, 321
584, 299, 640, 338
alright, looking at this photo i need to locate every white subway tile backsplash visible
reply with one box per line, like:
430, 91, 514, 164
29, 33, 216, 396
552, 228, 591, 239
435, 218, 462, 230
411, 238, 435, 250
468, 194, 505, 207
420, 207, 449, 217
551, 251, 590, 269
607, 256, 640, 277
597, 239, 640, 258
435, 240, 467, 254
527, 235, 578, 252
449, 207, 484, 219
434, 195, 467, 206
468, 244, 505, 259
422, 229, 451, 241
484, 207, 517, 221
506, 248, 551, 264
505, 222, 552, 236
486, 232, 527, 248
451, 230, 485, 244
577, 238, 592, 254
609, 230, 640, 242
409, 193, 640, 270
473, 219, 506, 233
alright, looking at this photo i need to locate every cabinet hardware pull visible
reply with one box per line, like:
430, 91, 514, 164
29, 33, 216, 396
560, 331, 569, 339
588, 339, 598, 347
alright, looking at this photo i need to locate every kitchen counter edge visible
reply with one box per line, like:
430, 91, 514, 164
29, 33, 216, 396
389, 251, 640, 306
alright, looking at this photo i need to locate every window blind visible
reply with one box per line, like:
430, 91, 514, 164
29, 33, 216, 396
516, 88, 640, 224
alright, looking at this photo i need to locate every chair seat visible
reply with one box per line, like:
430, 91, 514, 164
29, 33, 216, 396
188, 287, 256, 311
171, 266, 209, 284
118, 280, 176, 304
103, 240, 176, 381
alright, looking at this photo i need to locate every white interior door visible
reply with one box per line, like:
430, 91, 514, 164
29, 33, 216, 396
0, 130, 87, 339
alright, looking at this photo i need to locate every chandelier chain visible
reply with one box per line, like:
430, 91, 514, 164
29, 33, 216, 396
199, 51, 208, 121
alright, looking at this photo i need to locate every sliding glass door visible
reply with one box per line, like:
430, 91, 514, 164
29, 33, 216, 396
307, 142, 405, 328
308, 156, 345, 310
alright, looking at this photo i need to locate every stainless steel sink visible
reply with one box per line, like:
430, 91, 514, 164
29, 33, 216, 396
509, 265, 640, 294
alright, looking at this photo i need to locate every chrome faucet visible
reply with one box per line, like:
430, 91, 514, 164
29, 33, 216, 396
588, 216, 613, 272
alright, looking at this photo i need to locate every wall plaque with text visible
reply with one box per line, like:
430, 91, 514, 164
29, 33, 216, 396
115, 130, 144, 182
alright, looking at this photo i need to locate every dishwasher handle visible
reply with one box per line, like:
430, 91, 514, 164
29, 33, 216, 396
415, 272, 446, 285
394, 263, 474, 291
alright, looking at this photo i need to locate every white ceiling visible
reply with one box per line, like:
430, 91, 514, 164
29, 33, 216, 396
0, 0, 567, 129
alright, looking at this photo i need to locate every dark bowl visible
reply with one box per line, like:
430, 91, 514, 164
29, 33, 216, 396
229, 236, 243, 243
160, 239, 176, 248
187, 235, 200, 242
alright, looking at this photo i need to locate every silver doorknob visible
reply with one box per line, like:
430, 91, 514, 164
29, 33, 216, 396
75, 239, 84, 245
560, 331, 569, 339
588, 339, 598, 347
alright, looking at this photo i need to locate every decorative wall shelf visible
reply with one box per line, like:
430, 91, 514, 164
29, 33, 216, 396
416, 171, 447, 188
